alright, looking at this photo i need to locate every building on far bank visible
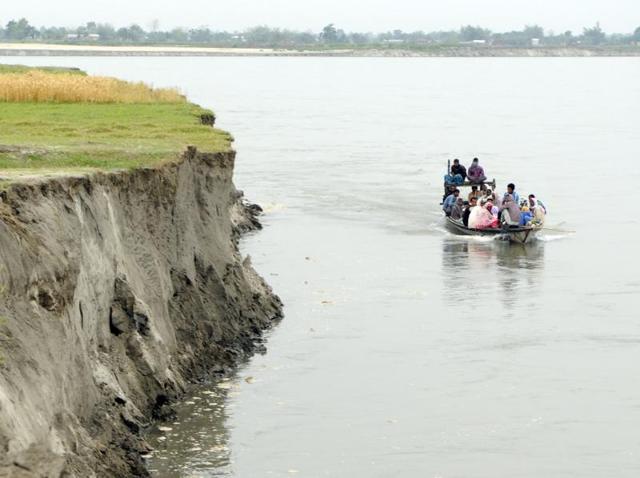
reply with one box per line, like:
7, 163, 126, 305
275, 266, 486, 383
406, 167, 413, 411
65, 33, 101, 41
460, 39, 488, 46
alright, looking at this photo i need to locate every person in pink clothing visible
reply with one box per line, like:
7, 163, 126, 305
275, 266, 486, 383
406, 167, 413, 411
475, 201, 499, 229
468, 199, 494, 229
467, 157, 487, 184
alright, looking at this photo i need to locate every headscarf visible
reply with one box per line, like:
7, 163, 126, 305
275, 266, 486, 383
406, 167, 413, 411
529, 196, 546, 224
529, 196, 547, 215
487, 200, 499, 216
468, 160, 485, 181
501, 194, 521, 224
451, 197, 465, 220
468, 205, 482, 228
469, 201, 496, 229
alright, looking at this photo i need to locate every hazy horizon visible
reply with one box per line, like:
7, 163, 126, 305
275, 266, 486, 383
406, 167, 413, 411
2, 0, 639, 34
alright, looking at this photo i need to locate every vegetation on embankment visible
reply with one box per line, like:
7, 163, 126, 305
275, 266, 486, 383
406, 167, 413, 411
0, 65, 231, 179
0, 64, 86, 74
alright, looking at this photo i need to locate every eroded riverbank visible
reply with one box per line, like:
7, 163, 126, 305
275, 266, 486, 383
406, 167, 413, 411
0, 149, 282, 476
0, 67, 282, 476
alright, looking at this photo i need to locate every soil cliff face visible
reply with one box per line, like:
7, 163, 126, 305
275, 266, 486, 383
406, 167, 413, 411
0, 149, 282, 477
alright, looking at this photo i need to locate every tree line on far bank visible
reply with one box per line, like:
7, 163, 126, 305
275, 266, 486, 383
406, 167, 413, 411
1, 18, 640, 48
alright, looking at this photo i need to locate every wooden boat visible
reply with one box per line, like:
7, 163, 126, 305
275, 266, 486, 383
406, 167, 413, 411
444, 216, 539, 244
442, 160, 542, 244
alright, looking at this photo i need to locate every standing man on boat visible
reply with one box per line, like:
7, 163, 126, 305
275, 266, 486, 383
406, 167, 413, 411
442, 188, 460, 216
467, 158, 487, 184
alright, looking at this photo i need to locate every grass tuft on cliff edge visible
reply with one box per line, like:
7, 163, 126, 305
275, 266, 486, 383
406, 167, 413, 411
0, 65, 232, 181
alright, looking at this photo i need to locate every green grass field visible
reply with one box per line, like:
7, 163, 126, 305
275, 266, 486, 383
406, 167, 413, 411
0, 66, 232, 179
0, 64, 86, 75
0, 103, 231, 171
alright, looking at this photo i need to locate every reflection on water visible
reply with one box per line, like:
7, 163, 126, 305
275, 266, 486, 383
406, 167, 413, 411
146, 379, 234, 477
441, 237, 545, 310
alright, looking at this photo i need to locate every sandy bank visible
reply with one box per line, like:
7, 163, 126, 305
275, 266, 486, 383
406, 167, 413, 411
1, 42, 639, 57
0, 147, 282, 476
0, 42, 351, 57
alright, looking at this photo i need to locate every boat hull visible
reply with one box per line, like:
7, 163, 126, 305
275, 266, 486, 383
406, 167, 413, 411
444, 217, 539, 244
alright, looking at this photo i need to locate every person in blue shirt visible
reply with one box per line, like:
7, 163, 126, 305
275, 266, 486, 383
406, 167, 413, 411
504, 183, 520, 205
442, 188, 460, 217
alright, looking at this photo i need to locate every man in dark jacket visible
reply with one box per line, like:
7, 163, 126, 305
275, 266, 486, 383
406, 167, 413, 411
450, 158, 467, 180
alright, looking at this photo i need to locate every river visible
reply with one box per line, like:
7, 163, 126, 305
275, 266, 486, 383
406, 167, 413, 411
4, 56, 640, 477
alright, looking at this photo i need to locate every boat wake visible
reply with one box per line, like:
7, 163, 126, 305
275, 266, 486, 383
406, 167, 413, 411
537, 232, 571, 242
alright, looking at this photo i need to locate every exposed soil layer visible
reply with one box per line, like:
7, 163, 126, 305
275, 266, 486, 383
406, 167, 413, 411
0, 148, 282, 477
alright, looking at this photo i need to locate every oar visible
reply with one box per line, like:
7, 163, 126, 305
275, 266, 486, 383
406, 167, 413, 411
543, 226, 576, 234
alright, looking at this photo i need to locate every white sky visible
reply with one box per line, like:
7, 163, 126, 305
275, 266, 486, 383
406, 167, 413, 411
2, 0, 639, 33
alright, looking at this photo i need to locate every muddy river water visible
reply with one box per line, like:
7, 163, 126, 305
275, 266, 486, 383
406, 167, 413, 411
5, 56, 640, 477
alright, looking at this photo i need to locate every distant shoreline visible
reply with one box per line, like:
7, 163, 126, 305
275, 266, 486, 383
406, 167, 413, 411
1, 43, 640, 57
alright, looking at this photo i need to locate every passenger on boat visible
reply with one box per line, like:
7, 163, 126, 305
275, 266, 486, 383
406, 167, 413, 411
471, 201, 499, 229
462, 196, 477, 227
500, 194, 521, 226
528, 194, 547, 225
468, 203, 482, 229
468, 185, 482, 202
467, 158, 487, 184
442, 188, 460, 216
451, 197, 465, 220
444, 159, 466, 185
528, 194, 547, 214
488, 200, 499, 216
483, 201, 500, 229
488, 190, 501, 209
488, 197, 499, 216
503, 183, 520, 205
519, 201, 533, 226
442, 184, 456, 203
